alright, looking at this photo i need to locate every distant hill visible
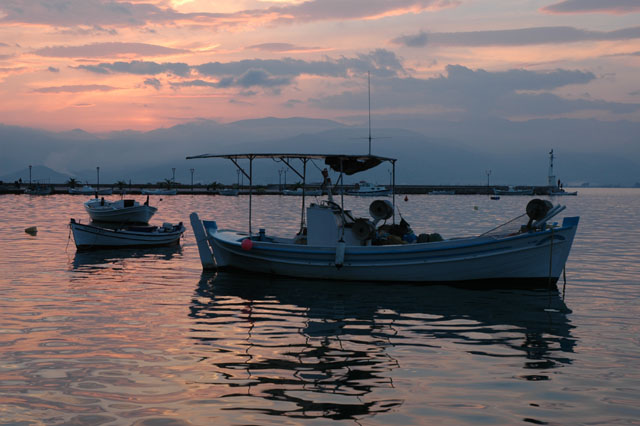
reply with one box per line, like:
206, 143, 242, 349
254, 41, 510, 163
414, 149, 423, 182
0, 165, 72, 184
0, 117, 638, 186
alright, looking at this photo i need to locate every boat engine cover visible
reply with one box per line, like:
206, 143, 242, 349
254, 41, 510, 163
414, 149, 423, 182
526, 199, 553, 221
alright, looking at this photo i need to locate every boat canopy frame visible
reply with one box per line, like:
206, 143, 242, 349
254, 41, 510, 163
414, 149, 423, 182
186, 153, 397, 235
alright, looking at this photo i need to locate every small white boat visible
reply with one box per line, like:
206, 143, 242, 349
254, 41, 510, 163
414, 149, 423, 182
70, 219, 185, 250
141, 188, 177, 195
429, 190, 455, 195
550, 189, 578, 196
187, 153, 579, 287
219, 188, 240, 196
346, 181, 390, 196
24, 184, 52, 195
69, 185, 112, 195
282, 188, 322, 196
493, 186, 534, 196
84, 197, 157, 224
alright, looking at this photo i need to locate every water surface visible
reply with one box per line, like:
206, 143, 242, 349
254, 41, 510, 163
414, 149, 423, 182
1, 189, 639, 425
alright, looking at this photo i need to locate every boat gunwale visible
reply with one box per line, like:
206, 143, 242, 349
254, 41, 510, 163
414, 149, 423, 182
208, 217, 579, 256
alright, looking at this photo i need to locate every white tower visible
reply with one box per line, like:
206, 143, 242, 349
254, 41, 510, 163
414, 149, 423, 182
548, 149, 556, 187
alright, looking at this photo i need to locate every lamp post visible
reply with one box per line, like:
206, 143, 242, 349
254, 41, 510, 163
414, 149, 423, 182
190, 168, 195, 192
485, 169, 491, 188
97, 166, 100, 191
278, 168, 283, 192
172, 168, 176, 184
29, 165, 32, 186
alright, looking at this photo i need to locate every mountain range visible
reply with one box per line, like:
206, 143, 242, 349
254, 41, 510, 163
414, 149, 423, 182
1, 117, 638, 186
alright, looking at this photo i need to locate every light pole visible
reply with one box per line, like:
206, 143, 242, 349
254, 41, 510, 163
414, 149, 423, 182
485, 169, 491, 187
172, 168, 176, 184
29, 165, 32, 186
97, 166, 100, 191
278, 168, 283, 192
190, 168, 195, 192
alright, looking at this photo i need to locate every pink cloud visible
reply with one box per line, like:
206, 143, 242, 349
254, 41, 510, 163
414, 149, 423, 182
0, 0, 459, 28
34, 42, 187, 58
33, 84, 117, 93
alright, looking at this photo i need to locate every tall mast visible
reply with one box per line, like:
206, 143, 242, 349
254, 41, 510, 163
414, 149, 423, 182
368, 71, 371, 155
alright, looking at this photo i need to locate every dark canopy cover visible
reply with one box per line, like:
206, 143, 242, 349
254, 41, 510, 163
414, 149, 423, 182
324, 156, 382, 175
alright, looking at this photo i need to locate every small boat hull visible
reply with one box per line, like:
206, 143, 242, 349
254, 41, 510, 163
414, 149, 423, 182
70, 220, 184, 250
141, 189, 177, 195
84, 200, 157, 224
193, 215, 579, 287
69, 186, 112, 195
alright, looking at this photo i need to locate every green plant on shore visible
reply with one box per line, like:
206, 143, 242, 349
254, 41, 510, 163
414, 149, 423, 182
116, 180, 127, 190
66, 178, 78, 188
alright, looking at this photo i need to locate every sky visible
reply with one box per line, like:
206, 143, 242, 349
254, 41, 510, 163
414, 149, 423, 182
0, 0, 639, 133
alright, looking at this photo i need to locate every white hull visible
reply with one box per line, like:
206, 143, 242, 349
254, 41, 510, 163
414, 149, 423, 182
192, 214, 579, 286
282, 189, 322, 196
142, 189, 177, 195
345, 190, 391, 196
84, 200, 157, 223
70, 220, 184, 250
494, 187, 533, 196
69, 186, 112, 195
550, 191, 578, 196
24, 187, 52, 195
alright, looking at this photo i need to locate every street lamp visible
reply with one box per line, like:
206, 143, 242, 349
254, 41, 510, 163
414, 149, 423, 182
29, 165, 32, 186
278, 168, 284, 192
485, 169, 491, 187
97, 166, 100, 191
172, 168, 176, 183
190, 168, 195, 192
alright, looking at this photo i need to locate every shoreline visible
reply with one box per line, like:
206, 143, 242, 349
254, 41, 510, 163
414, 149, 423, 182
1, 184, 573, 195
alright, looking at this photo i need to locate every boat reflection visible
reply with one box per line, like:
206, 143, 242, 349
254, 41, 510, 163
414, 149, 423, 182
70, 245, 182, 271
189, 272, 576, 420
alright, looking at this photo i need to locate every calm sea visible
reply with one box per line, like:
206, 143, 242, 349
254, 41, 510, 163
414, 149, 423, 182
1, 189, 639, 425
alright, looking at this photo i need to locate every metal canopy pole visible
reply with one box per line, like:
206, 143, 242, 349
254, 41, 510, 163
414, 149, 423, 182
340, 158, 344, 210
300, 159, 307, 232
249, 156, 253, 235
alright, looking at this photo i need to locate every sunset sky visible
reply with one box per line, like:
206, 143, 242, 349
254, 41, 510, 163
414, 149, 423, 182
0, 0, 639, 132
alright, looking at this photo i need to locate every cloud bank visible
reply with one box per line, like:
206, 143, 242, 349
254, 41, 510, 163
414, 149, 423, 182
391, 26, 640, 47
542, 0, 640, 15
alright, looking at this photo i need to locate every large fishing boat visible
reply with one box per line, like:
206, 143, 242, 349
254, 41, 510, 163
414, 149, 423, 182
188, 153, 579, 287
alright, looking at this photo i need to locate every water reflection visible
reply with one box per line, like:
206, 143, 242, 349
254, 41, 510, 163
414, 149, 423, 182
71, 245, 183, 270
189, 272, 576, 421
